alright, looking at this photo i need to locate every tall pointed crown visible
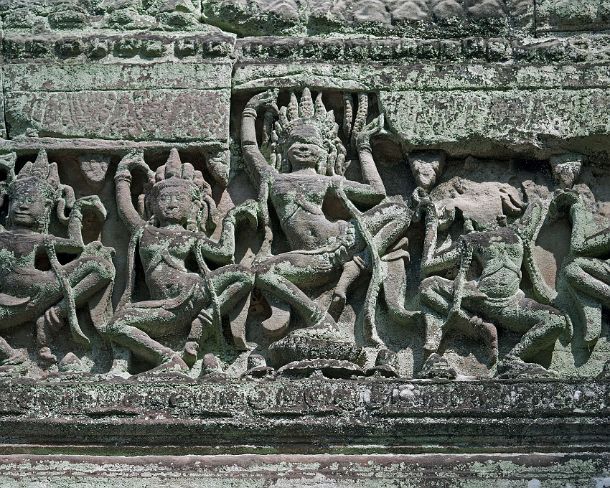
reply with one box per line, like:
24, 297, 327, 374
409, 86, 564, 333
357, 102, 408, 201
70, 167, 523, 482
152, 148, 209, 195
0, 150, 76, 230
269, 88, 347, 175
10, 150, 62, 200
148, 148, 216, 231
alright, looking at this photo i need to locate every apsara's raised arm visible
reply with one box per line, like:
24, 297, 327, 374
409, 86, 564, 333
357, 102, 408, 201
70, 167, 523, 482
195, 200, 259, 265
114, 151, 151, 234
241, 90, 279, 189
340, 114, 387, 206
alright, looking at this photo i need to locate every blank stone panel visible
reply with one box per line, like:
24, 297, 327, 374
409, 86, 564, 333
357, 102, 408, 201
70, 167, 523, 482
380, 88, 610, 148
5, 88, 230, 142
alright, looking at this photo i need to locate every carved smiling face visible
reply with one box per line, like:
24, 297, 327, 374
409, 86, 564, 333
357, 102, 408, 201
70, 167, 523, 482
285, 122, 326, 171
7, 179, 53, 231
152, 180, 193, 227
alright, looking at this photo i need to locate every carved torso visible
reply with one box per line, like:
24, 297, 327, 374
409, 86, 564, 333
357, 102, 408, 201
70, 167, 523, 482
271, 172, 349, 251
0, 230, 84, 296
139, 225, 200, 300
0, 230, 42, 270
463, 227, 523, 299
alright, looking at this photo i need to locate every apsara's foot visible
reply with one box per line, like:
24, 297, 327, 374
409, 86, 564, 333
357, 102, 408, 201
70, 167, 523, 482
496, 355, 558, 379
388, 304, 421, 325
38, 346, 57, 365
182, 341, 199, 367
157, 354, 189, 372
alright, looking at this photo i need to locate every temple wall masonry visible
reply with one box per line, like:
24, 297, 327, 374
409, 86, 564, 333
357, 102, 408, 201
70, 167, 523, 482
0, 1, 608, 485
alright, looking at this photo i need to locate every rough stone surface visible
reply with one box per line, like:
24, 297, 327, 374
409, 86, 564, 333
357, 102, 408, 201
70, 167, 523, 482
537, 0, 610, 32
380, 88, 610, 148
5, 88, 230, 141
0, 453, 607, 487
0, 378, 606, 450
0, 0, 607, 485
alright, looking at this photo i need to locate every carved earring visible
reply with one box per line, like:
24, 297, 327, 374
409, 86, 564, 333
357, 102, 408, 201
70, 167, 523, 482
186, 200, 200, 232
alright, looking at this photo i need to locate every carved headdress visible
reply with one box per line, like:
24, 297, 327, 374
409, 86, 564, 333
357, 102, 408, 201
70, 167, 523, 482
147, 148, 216, 232
0, 150, 75, 231
269, 88, 348, 176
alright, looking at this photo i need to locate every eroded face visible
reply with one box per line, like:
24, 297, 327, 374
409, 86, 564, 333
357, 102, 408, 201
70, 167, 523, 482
410, 159, 439, 191
7, 183, 51, 231
552, 163, 580, 189
79, 155, 110, 188
286, 124, 325, 171
153, 183, 193, 226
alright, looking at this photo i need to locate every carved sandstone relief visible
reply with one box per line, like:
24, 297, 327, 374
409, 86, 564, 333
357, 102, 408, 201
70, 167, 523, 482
108, 148, 257, 374
0, 150, 115, 371
0, 88, 607, 380
240, 89, 418, 376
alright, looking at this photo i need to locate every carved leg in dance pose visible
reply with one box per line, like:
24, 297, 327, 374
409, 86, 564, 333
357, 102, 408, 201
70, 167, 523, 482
564, 257, 610, 343
183, 265, 254, 366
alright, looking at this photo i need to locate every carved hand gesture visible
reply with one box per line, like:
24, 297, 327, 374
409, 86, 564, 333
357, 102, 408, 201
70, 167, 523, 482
552, 188, 581, 210
354, 114, 385, 151
116, 151, 152, 180
246, 89, 279, 114
226, 199, 259, 229
73, 195, 107, 221
411, 187, 433, 220
413, 186, 434, 207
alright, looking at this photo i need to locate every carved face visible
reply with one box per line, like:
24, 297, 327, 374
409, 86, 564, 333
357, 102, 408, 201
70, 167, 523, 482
7, 181, 52, 230
286, 124, 325, 171
79, 154, 110, 190
152, 182, 193, 227
409, 157, 441, 191
551, 162, 581, 189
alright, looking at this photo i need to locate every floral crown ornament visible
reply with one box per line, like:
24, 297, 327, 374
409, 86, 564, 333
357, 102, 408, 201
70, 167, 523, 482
268, 88, 348, 176
146, 148, 216, 232
0, 150, 76, 231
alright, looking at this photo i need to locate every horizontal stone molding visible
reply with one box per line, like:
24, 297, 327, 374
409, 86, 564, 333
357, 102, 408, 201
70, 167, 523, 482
235, 35, 610, 64
2, 33, 235, 64
0, 378, 606, 451
233, 62, 610, 92
0, 452, 607, 487
4, 62, 233, 93
0, 452, 608, 488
